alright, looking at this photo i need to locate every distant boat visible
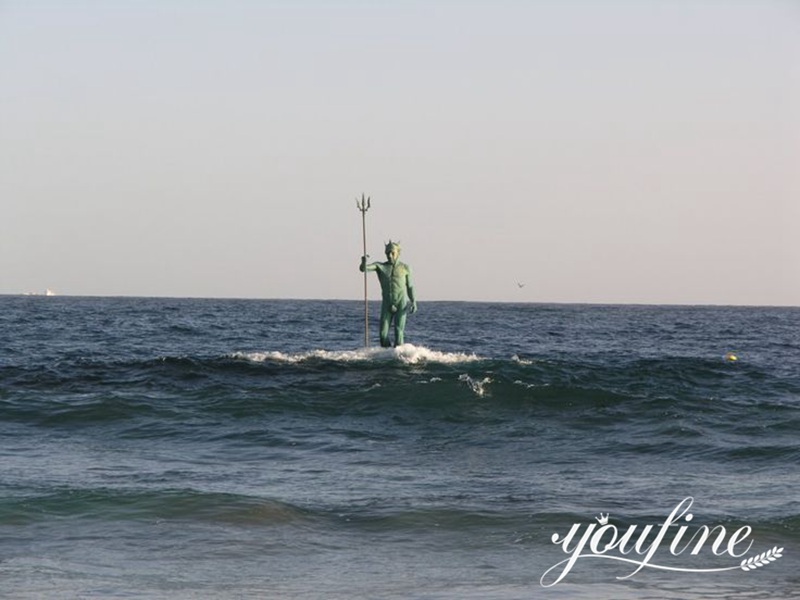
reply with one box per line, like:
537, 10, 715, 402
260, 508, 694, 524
45, 289, 56, 296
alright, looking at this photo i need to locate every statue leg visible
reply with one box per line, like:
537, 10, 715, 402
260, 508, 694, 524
394, 308, 408, 346
379, 307, 392, 347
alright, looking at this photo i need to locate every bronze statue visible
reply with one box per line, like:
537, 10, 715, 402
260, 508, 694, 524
360, 241, 417, 347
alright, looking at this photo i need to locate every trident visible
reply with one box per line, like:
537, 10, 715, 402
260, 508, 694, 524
356, 194, 371, 348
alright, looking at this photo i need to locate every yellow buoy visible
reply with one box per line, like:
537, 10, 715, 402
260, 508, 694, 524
724, 352, 738, 362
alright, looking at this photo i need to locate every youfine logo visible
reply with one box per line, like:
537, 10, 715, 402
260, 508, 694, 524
541, 497, 784, 587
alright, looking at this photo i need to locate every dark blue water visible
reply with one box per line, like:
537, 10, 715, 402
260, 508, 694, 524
1, 296, 798, 599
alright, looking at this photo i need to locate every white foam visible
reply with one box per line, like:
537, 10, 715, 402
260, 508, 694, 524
393, 344, 481, 364
458, 373, 493, 397
511, 354, 533, 365
230, 344, 481, 366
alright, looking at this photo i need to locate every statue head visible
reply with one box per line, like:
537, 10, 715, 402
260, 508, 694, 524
385, 240, 401, 264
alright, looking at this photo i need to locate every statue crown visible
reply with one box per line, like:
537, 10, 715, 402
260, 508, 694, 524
385, 240, 401, 253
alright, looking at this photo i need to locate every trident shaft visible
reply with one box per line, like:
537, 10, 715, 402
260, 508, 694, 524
356, 194, 371, 348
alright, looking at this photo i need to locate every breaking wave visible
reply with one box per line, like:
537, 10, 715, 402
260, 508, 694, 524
229, 344, 482, 365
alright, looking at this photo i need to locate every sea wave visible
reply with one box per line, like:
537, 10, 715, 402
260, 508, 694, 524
2, 349, 798, 446
0, 488, 310, 526
229, 344, 482, 365
3, 487, 798, 546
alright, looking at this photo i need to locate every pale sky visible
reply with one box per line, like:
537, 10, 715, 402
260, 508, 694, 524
1, 1, 798, 305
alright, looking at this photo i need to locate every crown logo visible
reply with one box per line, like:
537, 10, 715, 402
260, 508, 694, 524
596, 513, 609, 525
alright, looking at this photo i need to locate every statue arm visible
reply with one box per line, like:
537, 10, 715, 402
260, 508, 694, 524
406, 267, 418, 313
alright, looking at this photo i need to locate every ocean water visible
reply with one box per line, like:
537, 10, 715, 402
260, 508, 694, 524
1, 296, 798, 599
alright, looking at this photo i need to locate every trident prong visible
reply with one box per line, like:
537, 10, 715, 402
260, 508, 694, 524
356, 193, 371, 212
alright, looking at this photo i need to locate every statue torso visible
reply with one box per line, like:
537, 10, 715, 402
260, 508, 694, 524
376, 261, 411, 307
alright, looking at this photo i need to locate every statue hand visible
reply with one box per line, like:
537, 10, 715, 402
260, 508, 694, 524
410, 301, 418, 314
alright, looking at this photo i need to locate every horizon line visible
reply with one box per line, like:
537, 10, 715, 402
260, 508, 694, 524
1, 293, 797, 309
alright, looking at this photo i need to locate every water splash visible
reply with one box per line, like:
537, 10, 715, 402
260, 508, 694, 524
458, 373, 493, 397
230, 344, 481, 366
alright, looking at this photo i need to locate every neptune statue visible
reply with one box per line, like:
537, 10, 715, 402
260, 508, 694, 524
360, 241, 417, 347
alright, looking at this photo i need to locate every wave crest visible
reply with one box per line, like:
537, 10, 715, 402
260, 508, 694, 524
230, 344, 481, 365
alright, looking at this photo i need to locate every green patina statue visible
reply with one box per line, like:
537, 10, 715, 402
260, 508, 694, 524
360, 241, 417, 347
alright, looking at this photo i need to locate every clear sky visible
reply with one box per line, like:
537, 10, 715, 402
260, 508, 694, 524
1, 1, 798, 305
